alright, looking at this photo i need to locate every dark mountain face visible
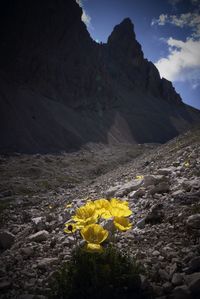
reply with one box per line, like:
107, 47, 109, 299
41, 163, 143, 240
0, 0, 200, 154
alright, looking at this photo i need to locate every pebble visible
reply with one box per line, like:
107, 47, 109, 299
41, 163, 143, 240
136, 218, 146, 229
157, 168, 175, 176
186, 214, 200, 229
143, 175, 166, 187
37, 258, 59, 270
128, 188, 146, 199
28, 230, 49, 242
152, 250, 160, 256
149, 182, 170, 195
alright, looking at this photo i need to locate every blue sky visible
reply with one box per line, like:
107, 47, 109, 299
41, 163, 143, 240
77, 0, 200, 110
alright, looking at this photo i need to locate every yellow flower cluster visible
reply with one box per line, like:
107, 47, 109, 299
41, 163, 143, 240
64, 198, 132, 252
184, 161, 190, 167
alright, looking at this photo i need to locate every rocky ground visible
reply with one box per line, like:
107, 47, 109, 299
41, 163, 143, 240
0, 126, 200, 299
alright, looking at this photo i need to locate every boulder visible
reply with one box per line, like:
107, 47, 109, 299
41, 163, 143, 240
157, 167, 175, 176
143, 175, 167, 187
149, 182, 170, 195
104, 185, 122, 198
115, 179, 143, 197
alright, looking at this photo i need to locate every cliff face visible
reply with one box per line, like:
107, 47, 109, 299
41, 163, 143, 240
0, 0, 200, 153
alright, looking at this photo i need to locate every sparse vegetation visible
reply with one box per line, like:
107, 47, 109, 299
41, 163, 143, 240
49, 246, 149, 299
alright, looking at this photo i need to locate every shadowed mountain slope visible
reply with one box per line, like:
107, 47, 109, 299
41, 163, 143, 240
0, 0, 200, 153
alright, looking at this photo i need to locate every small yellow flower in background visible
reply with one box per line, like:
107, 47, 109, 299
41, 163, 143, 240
184, 161, 190, 167
135, 175, 144, 180
72, 205, 98, 225
48, 204, 53, 209
114, 217, 132, 231
65, 203, 73, 209
81, 224, 109, 252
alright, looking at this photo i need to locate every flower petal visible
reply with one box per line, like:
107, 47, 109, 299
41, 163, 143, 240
86, 243, 103, 252
114, 217, 132, 231
81, 224, 108, 244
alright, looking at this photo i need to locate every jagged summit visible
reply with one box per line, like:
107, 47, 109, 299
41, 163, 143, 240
107, 18, 144, 61
108, 18, 136, 42
0, 0, 200, 153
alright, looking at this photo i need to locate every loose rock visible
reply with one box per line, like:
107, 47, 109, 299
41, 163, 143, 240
28, 230, 49, 242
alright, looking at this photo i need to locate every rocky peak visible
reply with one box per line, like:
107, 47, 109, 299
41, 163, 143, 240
107, 18, 143, 62
108, 18, 135, 42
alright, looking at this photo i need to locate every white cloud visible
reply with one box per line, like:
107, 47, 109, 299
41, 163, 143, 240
152, 12, 200, 38
152, 0, 200, 90
151, 14, 168, 26
155, 38, 200, 86
76, 0, 91, 27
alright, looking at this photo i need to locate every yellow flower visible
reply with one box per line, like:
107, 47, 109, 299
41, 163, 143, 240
72, 205, 98, 225
64, 222, 81, 233
136, 175, 144, 180
114, 217, 132, 231
110, 198, 129, 207
65, 203, 72, 208
93, 199, 112, 219
109, 198, 132, 217
94, 198, 110, 209
85, 243, 103, 252
81, 224, 108, 252
84, 200, 96, 211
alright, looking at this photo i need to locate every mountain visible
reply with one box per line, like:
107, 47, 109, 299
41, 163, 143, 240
0, 0, 200, 154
